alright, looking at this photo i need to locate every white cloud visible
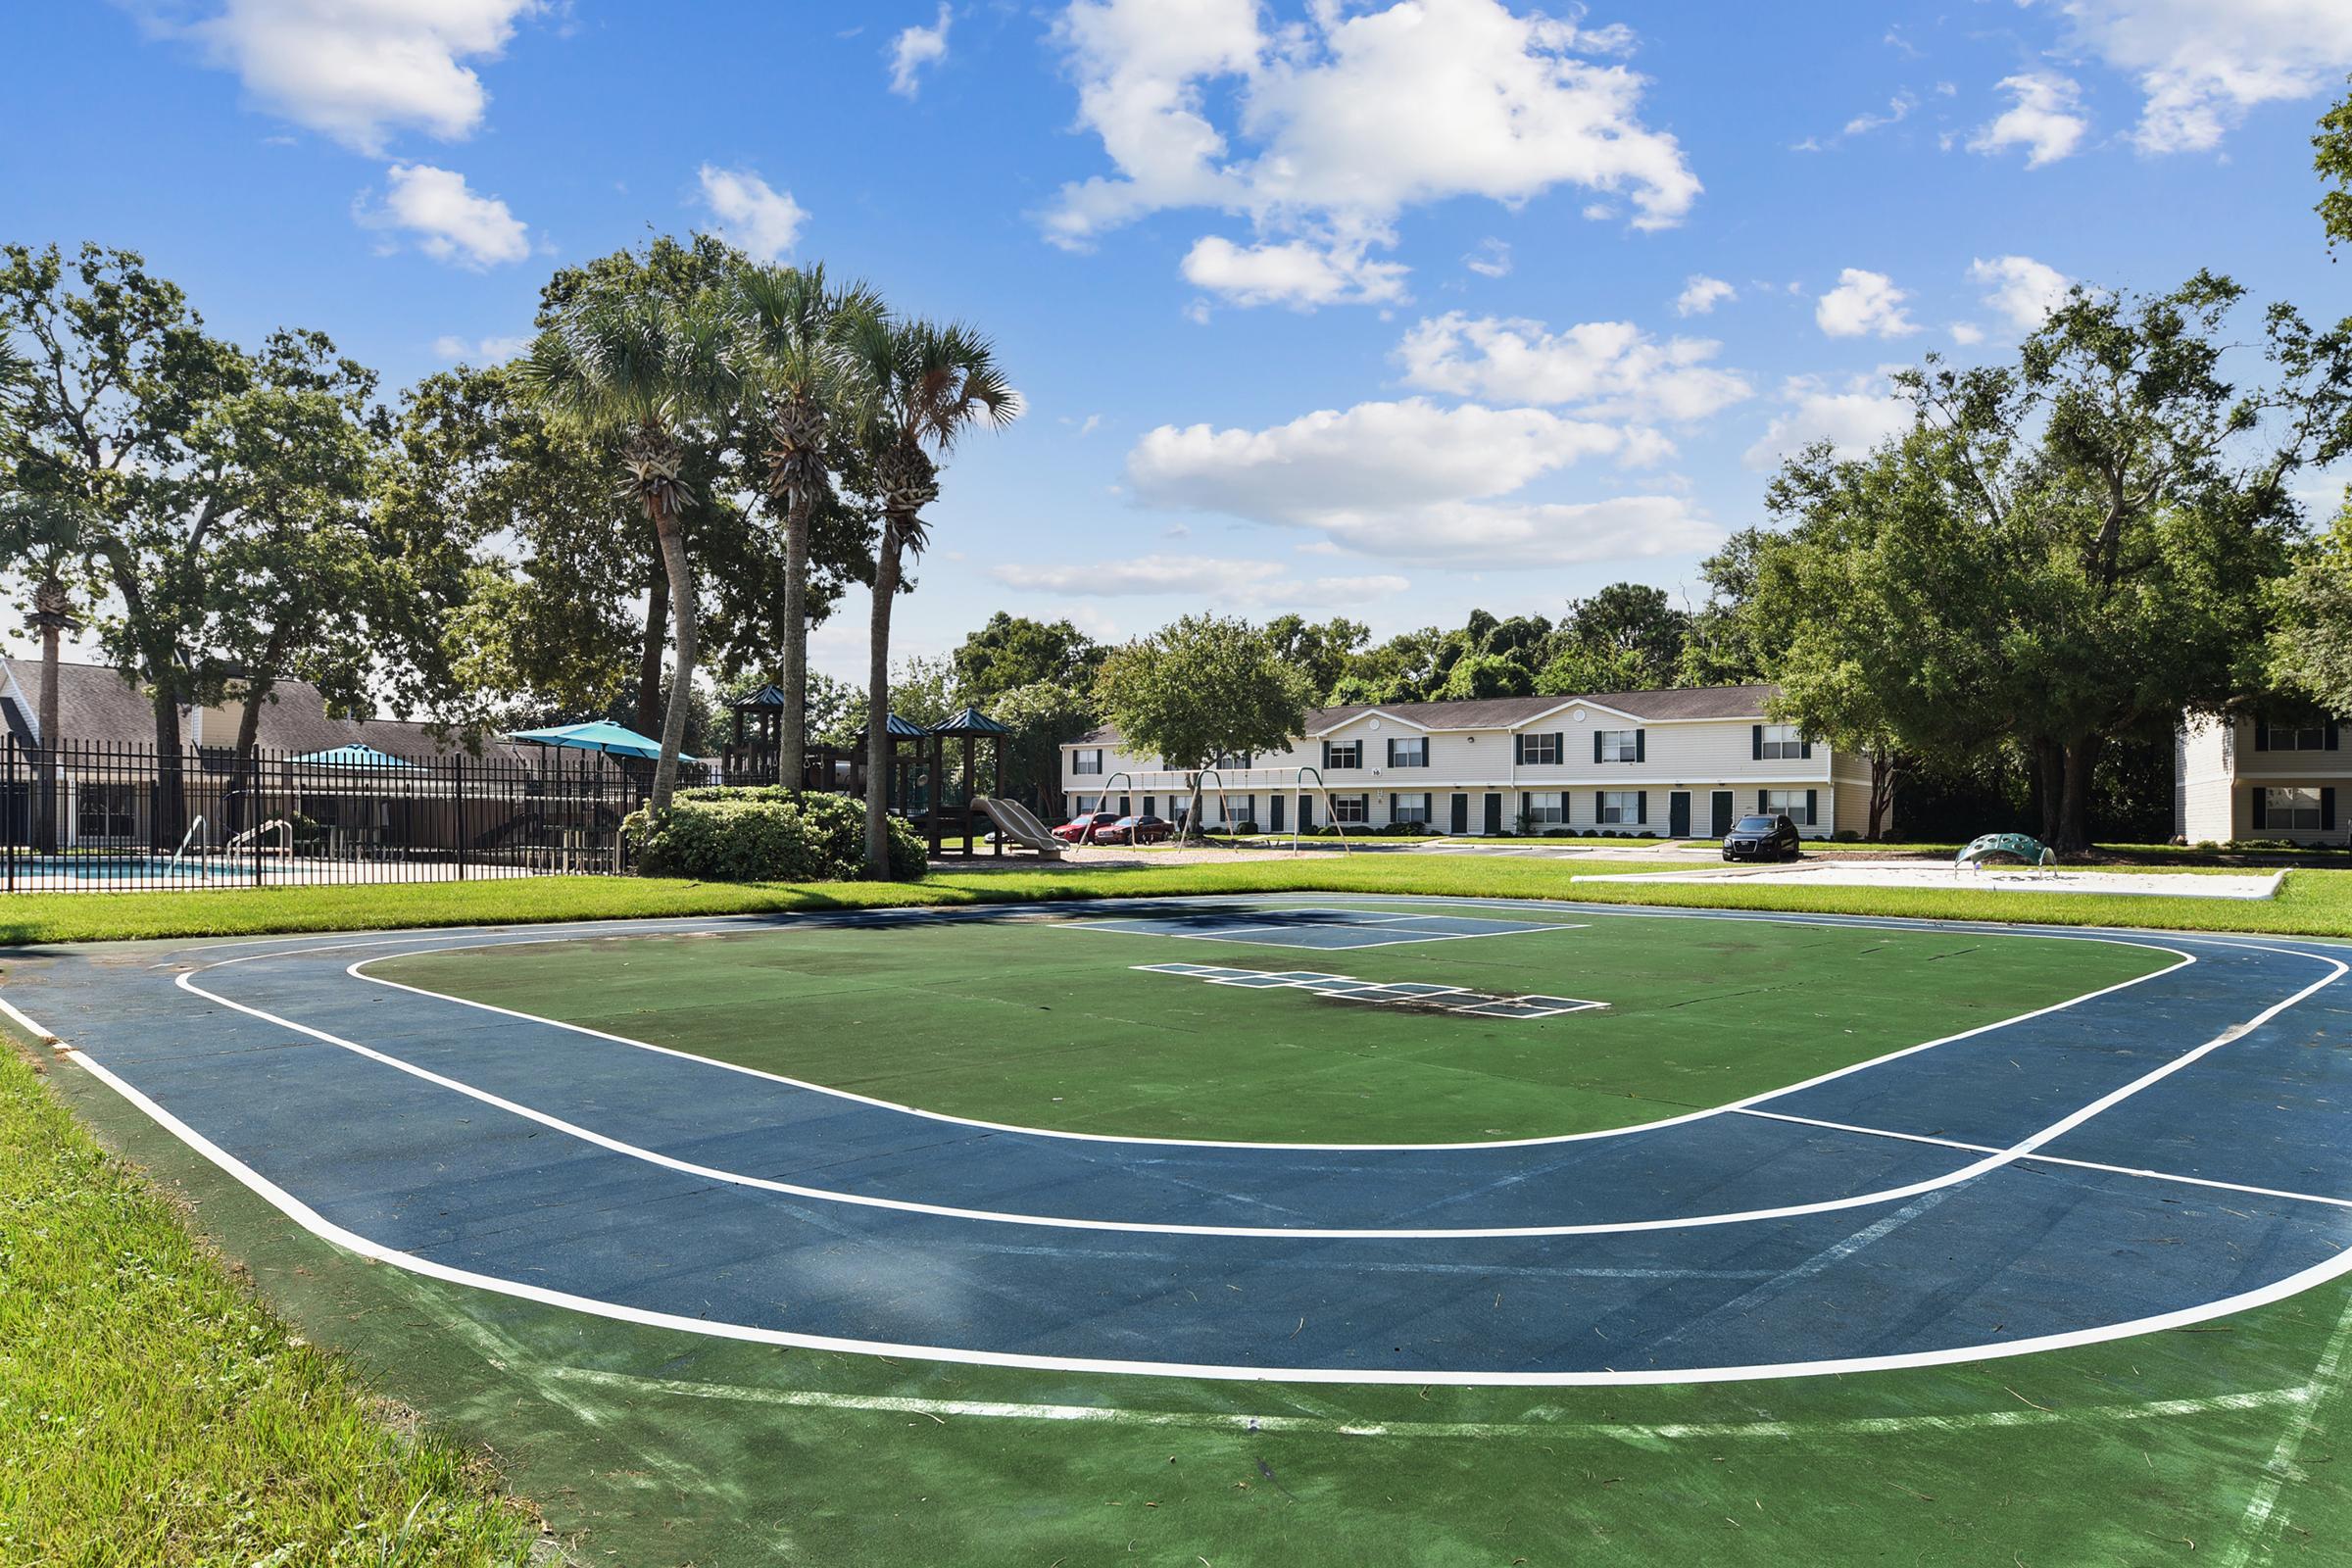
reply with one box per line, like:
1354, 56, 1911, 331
1395, 313, 1752, 423
1464, 237, 1513, 278
2028, 0, 2352, 153
888, 4, 953, 97
359, 164, 528, 268
1743, 374, 1915, 469
990, 554, 1408, 607
167, 0, 539, 154
1815, 268, 1918, 339
1046, 0, 1698, 307
432, 332, 530, 362
1967, 73, 2089, 167
1948, 321, 1987, 345
696, 165, 808, 262
1968, 254, 2075, 332
1842, 90, 1918, 137
1674, 274, 1736, 317
1180, 235, 1408, 308
1123, 398, 1715, 565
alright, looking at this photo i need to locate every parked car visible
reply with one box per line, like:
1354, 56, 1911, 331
1094, 813, 1173, 846
1054, 810, 1123, 843
1722, 813, 1802, 861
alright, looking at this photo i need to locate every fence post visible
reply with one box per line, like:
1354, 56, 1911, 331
455, 757, 467, 881
251, 753, 264, 887
6, 735, 16, 895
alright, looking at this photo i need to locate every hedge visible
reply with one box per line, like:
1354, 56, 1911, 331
624, 787, 927, 883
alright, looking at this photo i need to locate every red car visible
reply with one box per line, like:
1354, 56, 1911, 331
1093, 813, 1173, 846
1054, 810, 1123, 843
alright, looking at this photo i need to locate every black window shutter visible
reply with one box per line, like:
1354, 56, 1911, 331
1389, 792, 1396, 818
1752, 724, 1763, 760
1800, 739, 1813, 760
1553, 731, 1564, 761
1805, 788, 1818, 826
2325, 788, 2338, 832
1759, 789, 1770, 812
1385, 737, 1395, 766
1513, 734, 1524, 764
1636, 729, 1646, 762
1593, 729, 1604, 763
1637, 790, 1648, 825
2329, 720, 2341, 753
1321, 739, 1331, 769
1594, 791, 1604, 822
2253, 789, 2268, 829
2254, 718, 2270, 753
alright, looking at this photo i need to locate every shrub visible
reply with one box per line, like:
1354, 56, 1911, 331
624, 788, 926, 882
1835, 829, 1861, 842
1233, 819, 1260, 835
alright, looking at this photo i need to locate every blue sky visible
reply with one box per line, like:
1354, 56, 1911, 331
9, 1, 2351, 688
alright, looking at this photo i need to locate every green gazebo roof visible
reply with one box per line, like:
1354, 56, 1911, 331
929, 705, 1009, 736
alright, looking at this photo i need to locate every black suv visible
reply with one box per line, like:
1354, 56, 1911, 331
1722, 813, 1802, 861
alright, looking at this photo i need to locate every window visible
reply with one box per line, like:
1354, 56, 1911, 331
1758, 723, 1806, 760
2265, 787, 2326, 830
1071, 748, 1104, 776
1391, 792, 1432, 825
1596, 729, 1639, 762
1598, 790, 1642, 825
1387, 736, 1428, 767
1332, 793, 1370, 823
1519, 733, 1561, 765
1761, 789, 1815, 825
2261, 719, 2329, 752
1522, 791, 1566, 826
1212, 752, 1253, 769
1326, 740, 1363, 769
76, 783, 136, 841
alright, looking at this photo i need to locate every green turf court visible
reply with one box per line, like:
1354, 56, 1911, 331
374, 901, 2172, 1143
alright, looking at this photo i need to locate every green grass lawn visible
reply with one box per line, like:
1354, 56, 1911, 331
372, 905, 2168, 1142
0, 1030, 540, 1566
8, 854, 2352, 948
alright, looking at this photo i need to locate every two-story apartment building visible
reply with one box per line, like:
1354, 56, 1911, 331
2176, 710, 2346, 845
1061, 684, 1883, 839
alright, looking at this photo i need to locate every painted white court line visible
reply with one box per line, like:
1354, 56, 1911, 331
542, 1363, 2311, 1441
337, 914, 2204, 1152
2227, 1286, 2352, 1565
153, 936, 2345, 1241
30, 992, 2352, 1387
1738, 1108, 2352, 1211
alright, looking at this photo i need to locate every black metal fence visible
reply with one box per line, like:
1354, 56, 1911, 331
1, 737, 656, 894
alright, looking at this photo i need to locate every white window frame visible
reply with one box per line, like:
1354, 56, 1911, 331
1596, 729, 1639, 762
1759, 724, 1805, 760
1071, 748, 1105, 776
1327, 740, 1364, 769
1332, 793, 1370, 824
1389, 736, 1429, 768
1760, 789, 1813, 825
1522, 791, 1566, 826
2265, 786, 2325, 830
1391, 792, 1433, 825
1520, 733, 1561, 765
1598, 790, 1641, 825
2263, 721, 2328, 752
77, 782, 137, 842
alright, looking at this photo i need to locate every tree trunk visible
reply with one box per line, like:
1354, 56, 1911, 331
2030, 737, 2065, 847
865, 516, 906, 878
1184, 774, 1205, 845
230, 666, 282, 839
779, 486, 810, 790
1866, 750, 1895, 841
150, 683, 186, 853
33, 604, 60, 855
2053, 734, 2101, 857
650, 514, 697, 815
636, 568, 669, 738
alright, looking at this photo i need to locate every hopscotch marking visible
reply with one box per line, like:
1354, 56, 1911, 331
1137, 961, 1605, 1019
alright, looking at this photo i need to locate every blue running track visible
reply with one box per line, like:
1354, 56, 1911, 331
6, 895, 2351, 1386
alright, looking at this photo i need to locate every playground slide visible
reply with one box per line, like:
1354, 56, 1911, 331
970, 796, 1067, 858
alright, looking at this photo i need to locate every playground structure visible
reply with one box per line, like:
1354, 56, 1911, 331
969, 796, 1065, 858
1956, 832, 2058, 874
1076, 765, 1354, 856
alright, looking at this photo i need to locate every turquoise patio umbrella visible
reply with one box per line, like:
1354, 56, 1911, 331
505, 720, 699, 762
291, 744, 415, 767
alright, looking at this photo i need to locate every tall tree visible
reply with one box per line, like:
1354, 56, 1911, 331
1559, 583, 1691, 685
2268, 500, 2352, 714
846, 318, 1018, 875
1093, 614, 1314, 843
516, 270, 744, 812
953, 612, 1105, 701
2319, 74, 2352, 254
1262, 614, 1368, 702
735, 262, 884, 788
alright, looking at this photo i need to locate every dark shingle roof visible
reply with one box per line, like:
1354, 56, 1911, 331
1067, 683, 1779, 748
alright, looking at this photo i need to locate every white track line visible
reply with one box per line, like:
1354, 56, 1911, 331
157, 935, 2343, 1241
2227, 1278, 2352, 1565
542, 1364, 2312, 1440
337, 918, 2203, 1152
30, 1003, 2352, 1387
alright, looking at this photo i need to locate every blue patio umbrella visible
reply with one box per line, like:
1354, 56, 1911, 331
292, 744, 415, 767
505, 719, 697, 762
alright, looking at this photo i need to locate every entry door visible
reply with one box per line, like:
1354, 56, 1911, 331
1668, 791, 1691, 837
1270, 794, 1285, 832
1482, 792, 1503, 834
1710, 791, 1735, 836
1448, 792, 1469, 834
1298, 793, 1315, 830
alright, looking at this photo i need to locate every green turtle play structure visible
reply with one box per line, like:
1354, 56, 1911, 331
1955, 832, 2056, 872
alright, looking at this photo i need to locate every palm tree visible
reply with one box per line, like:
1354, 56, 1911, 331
515, 282, 741, 812
732, 263, 884, 789
845, 318, 1019, 876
